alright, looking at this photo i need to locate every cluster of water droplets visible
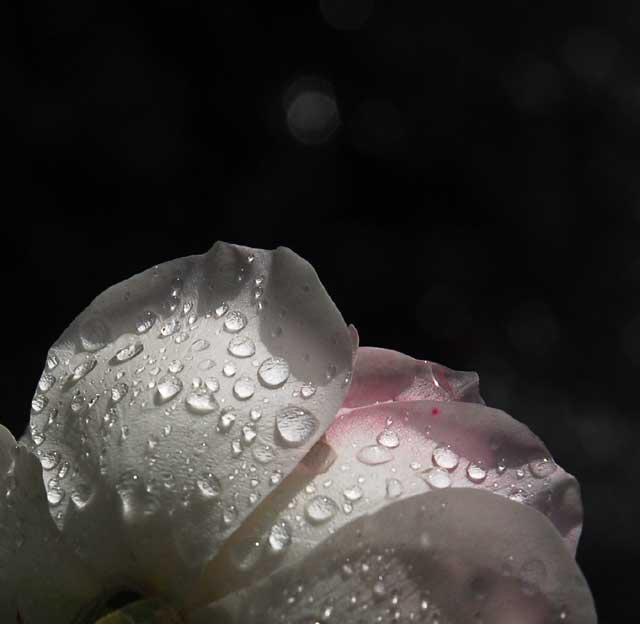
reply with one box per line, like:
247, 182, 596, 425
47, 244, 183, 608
25, 249, 353, 572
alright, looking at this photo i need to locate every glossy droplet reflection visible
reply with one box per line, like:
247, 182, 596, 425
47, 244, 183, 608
258, 357, 290, 388
356, 445, 393, 465
156, 375, 183, 403
276, 406, 318, 447
305, 495, 338, 524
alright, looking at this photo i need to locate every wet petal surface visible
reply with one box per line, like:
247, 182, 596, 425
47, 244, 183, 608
24, 242, 354, 605
343, 347, 484, 409
197, 398, 581, 603
0, 425, 101, 624
190, 488, 595, 624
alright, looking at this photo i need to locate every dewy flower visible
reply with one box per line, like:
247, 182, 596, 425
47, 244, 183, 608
0, 242, 596, 623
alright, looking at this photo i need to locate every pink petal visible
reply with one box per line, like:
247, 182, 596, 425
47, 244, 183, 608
343, 346, 484, 409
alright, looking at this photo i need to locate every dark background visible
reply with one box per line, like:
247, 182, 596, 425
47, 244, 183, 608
5, 1, 638, 620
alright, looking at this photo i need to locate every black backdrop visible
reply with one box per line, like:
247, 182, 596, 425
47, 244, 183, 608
6, 1, 639, 620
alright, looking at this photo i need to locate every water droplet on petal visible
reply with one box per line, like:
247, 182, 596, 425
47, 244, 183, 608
386, 478, 404, 498
224, 311, 248, 333
156, 375, 183, 403
228, 335, 256, 358
233, 377, 255, 400
258, 357, 290, 388
159, 318, 180, 337
529, 457, 557, 478
197, 473, 222, 498
422, 467, 451, 489
185, 389, 220, 415
38, 373, 56, 393
222, 362, 236, 377
218, 411, 237, 432
70, 355, 97, 382
268, 521, 292, 552
80, 318, 111, 351
191, 338, 210, 352
110, 382, 129, 404
136, 310, 156, 334
70, 484, 93, 509
305, 495, 339, 524
356, 445, 393, 465
112, 341, 144, 364
466, 463, 487, 483
300, 382, 316, 398
40, 451, 60, 471
432, 446, 459, 470
343, 485, 363, 502
376, 429, 400, 449
31, 395, 48, 413
275, 406, 318, 447
168, 360, 184, 373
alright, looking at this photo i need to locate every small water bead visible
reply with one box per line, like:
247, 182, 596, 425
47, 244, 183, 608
223, 362, 237, 377
205, 377, 220, 392
31, 395, 48, 413
198, 358, 216, 371
109, 382, 129, 404
343, 485, 363, 502
356, 445, 393, 466
423, 468, 451, 489
191, 338, 210, 352
113, 341, 144, 363
276, 406, 318, 447
70, 484, 93, 509
258, 357, 290, 388
466, 463, 487, 483
168, 360, 184, 373
386, 478, 404, 498
38, 373, 56, 393
214, 302, 229, 318
224, 311, 248, 333
269, 521, 292, 553
233, 377, 255, 400
136, 311, 156, 334
269, 469, 283, 485
253, 445, 275, 464
300, 383, 316, 399
159, 318, 180, 337
250, 408, 262, 421
40, 451, 60, 471
47, 484, 65, 506
376, 429, 400, 449
197, 473, 222, 498
46, 353, 59, 370
185, 390, 220, 415
241, 425, 257, 446
218, 412, 237, 432
228, 335, 256, 358
162, 424, 172, 437
71, 355, 97, 382
529, 457, 557, 478
70, 393, 87, 414
432, 446, 459, 470
31, 430, 46, 446
305, 495, 339, 524
156, 375, 183, 403
231, 440, 243, 456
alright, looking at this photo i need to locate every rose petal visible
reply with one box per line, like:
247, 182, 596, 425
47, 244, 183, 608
343, 346, 484, 409
189, 489, 595, 624
188, 398, 580, 605
25, 242, 353, 605
0, 425, 102, 624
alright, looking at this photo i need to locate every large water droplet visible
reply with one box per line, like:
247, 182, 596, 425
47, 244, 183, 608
31, 395, 48, 413
432, 445, 459, 470
466, 463, 487, 483
112, 341, 144, 364
233, 377, 255, 400
422, 467, 451, 489
356, 445, 393, 465
70, 355, 97, 382
258, 357, 290, 388
224, 311, 248, 333
80, 318, 110, 351
70, 484, 93, 509
275, 406, 318, 447
376, 429, 400, 449
38, 373, 56, 393
300, 382, 316, 399
228, 335, 256, 358
529, 457, 557, 478
268, 521, 292, 552
343, 485, 363, 502
40, 451, 60, 471
136, 310, 156, 334
185, 389, 220, 414
305, 495, 339, 524
218, 411, 237, 432
197, 473, 222, 498
156, 375, 183, 403
386, 477, 404, 498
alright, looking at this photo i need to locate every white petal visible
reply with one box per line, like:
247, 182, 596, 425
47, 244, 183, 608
189, 489, 596, 624
25, 242, 353, 605
0, 425, 102, 624
195, 399, 581, 603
